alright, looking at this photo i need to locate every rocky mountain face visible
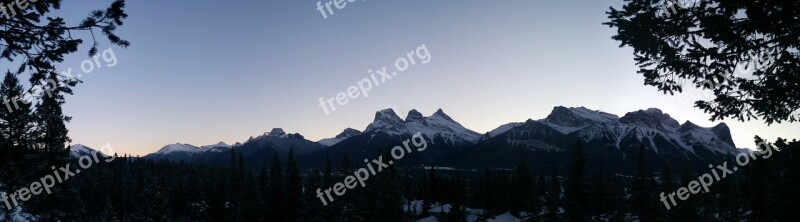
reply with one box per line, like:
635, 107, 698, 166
140, 107, 740, 173
442, 107, 739, 173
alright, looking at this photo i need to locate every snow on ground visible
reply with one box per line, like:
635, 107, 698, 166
417, 215, 438, 222
486, 211, 521, 222
0, 182, 36, 221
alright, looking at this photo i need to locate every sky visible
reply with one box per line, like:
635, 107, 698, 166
46, 0, 799, 156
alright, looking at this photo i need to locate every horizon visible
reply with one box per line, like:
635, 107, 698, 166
47, 0, 797, 156
75, 105, 783, 156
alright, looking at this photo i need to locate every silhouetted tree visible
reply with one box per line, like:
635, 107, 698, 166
565, 141, 588, 222
605, 0, 800, 124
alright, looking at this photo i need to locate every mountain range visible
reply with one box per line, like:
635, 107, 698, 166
76, 107, 742, 173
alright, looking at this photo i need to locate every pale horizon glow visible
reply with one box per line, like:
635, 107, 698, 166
51, 0, 798, 156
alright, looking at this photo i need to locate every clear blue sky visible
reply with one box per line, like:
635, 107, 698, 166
52, 0, 799, 156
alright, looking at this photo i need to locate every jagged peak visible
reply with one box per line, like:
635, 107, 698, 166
682, 120, 698, 127
644, 108, 664, 114
430, 108, 456, 122
712, 122, 730, 130
374, 108, 403, 122
619, 108, 680, 130
156, 143, 201, 154
201, 142, 231, 149
405, 109, 426, 123
267, 128, 286, 137
336, 128, 362, 138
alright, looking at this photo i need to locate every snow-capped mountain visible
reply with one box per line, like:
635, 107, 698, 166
201, 142, 231, 149
444, 106, 740, 173
364, 108, 481, 147
145, 128, 325, 167
135, 106, 741, 173
317, 128, 362, 147
482, 122, 525, 140
69, 144, 108, 158
237, 128, 324, 155
536, 106, 738, 156
154, 143, 205, 154
144, 142, 231, 161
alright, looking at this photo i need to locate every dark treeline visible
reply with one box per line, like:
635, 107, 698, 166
4, 136, 799, 221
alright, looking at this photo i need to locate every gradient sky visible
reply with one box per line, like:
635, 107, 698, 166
49, 0, 799, 156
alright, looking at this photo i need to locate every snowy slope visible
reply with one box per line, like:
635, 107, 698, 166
69, 144, 108, 158
364, 108, 481, 147
496, 106, 740, 156
485, 122, 525, 139
201, 142, 231, 149
154, 143, 206, 154
317, 128, 362, 147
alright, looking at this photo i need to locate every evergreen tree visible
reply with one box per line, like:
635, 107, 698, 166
512, 161, 534, 215
445, 173, 467, 222
267, 152, 285, 220
546, 166, 560, 221
565, 140, 588, 221
0, 72, 33, 153
605, 0, 800, 124
285, 147, 303, 221
631, 144, 657, 222
32, 84, 70, 158
532, 168, 547, 217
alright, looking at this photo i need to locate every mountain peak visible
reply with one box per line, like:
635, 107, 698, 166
335, 128, 362, 139
156, 143, 202, 154
713, 122, 729, 130
268, 128, 286, 137
644, 108, 664, 114
711, 122, 735, 147
431, 108, 456, 122
318, 128, 363, 147
544, 106, 618, 127
678, 120, 699, 130
366, 108, 406, 133
201, 142, 231, 149
374, 108, 403, 122
365, 108, 480, 146
405, 109, 426, 123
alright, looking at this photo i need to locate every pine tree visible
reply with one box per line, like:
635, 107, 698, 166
33, 83, 70, 159
631, 143, 657, 222
478, 167, 494, 214
546, 166, 560, 221
675, 167, 699, 220
285, 147, 303, 221
322, 153, 336, 221
512, 161, 534, 215
267, 152, 285, 220
303, 169, 324, 222
0, 72, 33, 154
565, 140, 588, 222
660, 166, 677, 222
446, 173, 467, 222
428, 166, 438, 203
605, 0, 800, 124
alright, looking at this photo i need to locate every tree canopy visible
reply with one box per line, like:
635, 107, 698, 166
605, 0, 799, 124
0, 0, 129, 95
